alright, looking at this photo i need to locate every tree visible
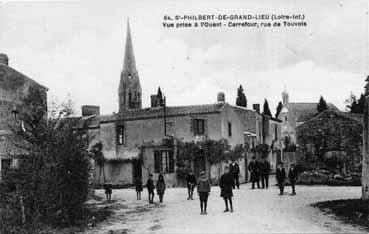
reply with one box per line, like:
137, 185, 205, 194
275, 101, 283, 118
348, 94, 365, 114
236, 85, 247, 107
262, 99, 272, 117
362, 76, 369, 199
0, 86, 91, 231
317, 96, 328, 113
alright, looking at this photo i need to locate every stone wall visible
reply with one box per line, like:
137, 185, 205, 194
296, 110, 363, 170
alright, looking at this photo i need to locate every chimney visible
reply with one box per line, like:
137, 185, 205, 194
81, 105, 100, 116
0, 54, 9, 66
151, 95, 159, 108
217, 92, 225, 103
253, 104, 260, 113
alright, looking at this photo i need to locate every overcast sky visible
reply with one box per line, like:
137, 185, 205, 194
0, 0, 368, 115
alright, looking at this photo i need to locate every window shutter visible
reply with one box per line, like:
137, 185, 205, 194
204, 119, 208, 135
169, 151, 174, 173
154, 151, 161, 173
165, 153, 169, 173
124, 125, 127, 145
190, 118, 195, 135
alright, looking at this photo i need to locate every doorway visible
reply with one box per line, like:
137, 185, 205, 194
132, 159, 142, 183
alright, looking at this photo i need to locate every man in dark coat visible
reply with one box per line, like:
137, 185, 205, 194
229, 160, 240, 189
220, 166, 235, 212
248, 157, 260, 189
146, 174, 155, 204
288, 163, 298, 195
276, 163, 286, 195
186, 170, 196, 200
259, 157, 271, 189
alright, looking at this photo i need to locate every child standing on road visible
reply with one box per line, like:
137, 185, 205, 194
146, 174, 155, 204
220, 166, 235, 212
103, 182, 113, 202
288, 163, 298, 195
276, 163, 286, 195
156, 174, 166, 203
197, 171, 211, 215
186, 170, 196, 200
135, 177, 143, 200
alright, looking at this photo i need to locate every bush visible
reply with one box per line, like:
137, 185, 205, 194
0, 88, 92, 231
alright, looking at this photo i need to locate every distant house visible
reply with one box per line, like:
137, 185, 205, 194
0, 53, 48, 178
277, 90, 339, 145
296, 109, 363, 172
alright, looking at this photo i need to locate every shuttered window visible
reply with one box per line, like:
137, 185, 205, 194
154, 150, 174, 173
192, 119, 205, 135
116, 124, 125, 145
228, 122, 232, 137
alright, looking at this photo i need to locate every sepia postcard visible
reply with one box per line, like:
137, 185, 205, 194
0, 0, 368, 233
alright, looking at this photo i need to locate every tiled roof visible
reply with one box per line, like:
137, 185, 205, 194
98, 103, 225, 122
297, 109, 364, 130
0, 63, 48, 91
288, 102, 338, 122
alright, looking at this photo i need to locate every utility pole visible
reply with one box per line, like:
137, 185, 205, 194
362, 76, 369, 199
164, 96, 167, 137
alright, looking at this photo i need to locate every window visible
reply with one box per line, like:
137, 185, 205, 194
165, 122, 175, 136
116, 125, 125, 145
193, 119, 205, 135
154, 150, 174, 173
274, 124, 278, 140
285, 116, 288, 121
228, 122, 232, 137
1, 159, 12, 171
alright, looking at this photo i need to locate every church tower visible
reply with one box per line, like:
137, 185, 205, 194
282, 89, 289, 106
118, 20, 142, 112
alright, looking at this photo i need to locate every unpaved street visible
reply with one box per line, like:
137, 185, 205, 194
87, 183, 366, 233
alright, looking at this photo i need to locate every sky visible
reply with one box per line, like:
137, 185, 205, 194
0, 0, 368, 115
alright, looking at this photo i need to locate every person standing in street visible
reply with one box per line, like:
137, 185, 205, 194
260, 157, 271, 189
156, 174, 166, 203
197, 171, 211, 215
248, 157, 260, 189
276, 162, 286, 195
146, 174, 155, 204
229, 160, 240, 189
288, 163, 298, 195
103, 182, 113, 202
186, 170, 196, 200
135, 177, 143, 200
220, 166, 235, 212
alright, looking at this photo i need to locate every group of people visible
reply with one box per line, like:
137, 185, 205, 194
248, 156, 298, 195
102, 158, 299, 215
187, 166, 236, 215
247, 157, 271, 189
134, 173, 166, 204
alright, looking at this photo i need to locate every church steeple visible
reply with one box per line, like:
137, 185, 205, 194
282, 86, 289, 106
119, 19, 142, 112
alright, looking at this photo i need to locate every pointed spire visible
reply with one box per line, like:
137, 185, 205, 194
123, 18, 136, 72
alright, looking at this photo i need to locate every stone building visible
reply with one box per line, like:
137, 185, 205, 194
277, 90, 338, 145
0, 53, 48, 178
296, 109, 363, 173
79, 21, 281, 187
